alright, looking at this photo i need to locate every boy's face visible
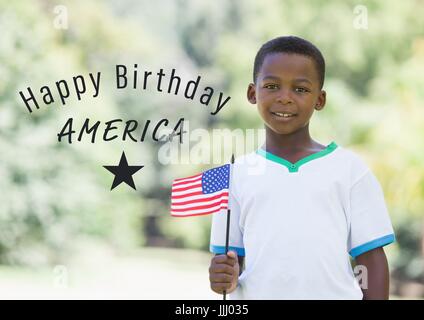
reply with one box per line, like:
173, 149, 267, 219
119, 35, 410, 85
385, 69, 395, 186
247, 53, 326, 136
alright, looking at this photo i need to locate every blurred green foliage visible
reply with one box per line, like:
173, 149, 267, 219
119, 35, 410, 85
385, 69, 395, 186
0, 0, 423, 291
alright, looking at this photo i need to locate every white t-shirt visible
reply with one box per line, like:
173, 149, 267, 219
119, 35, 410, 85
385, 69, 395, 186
209, 141, 395, 300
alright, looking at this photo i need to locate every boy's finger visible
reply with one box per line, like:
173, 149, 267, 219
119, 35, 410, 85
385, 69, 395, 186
213, 255, 236, 266
210, 273, 233, 283
210, 264, 235, 275
211, 282, 232, 292
227, 251, 237, 259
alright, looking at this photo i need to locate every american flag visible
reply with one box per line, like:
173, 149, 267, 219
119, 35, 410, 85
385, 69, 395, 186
171, 164, 230, 217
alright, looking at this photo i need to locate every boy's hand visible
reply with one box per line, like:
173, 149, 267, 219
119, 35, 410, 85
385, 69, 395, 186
209, 251, 239, 294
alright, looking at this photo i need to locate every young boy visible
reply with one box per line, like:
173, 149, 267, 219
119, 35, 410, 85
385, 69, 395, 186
208, 36, 395, 300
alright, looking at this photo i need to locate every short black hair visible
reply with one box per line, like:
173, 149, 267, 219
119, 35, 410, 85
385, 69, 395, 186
253, 36, 325, 89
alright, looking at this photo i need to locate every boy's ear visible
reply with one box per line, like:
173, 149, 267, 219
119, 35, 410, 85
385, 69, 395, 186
314, 90, 326, 110
247, 83, 256, 104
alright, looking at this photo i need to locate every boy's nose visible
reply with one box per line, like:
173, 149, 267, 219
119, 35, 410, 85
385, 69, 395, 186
276, 89, 293, 104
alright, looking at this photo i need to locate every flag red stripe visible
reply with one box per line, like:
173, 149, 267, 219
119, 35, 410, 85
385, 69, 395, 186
173, 173, 202, 183
171, 206, 228, 217
171, 192, 229, 206
171, 190, 229, 201
172, 176, 202, 187
171, 182, 202, 192
171, 199, 228, 212
171, 191, 204, 199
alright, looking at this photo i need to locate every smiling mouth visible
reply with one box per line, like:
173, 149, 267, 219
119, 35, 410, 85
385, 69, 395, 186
270, 111, 297, 118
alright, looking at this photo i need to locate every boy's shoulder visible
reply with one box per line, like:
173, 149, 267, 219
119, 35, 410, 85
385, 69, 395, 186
334, 143, 370, 167
330, 143, 374, 184
233, 150, 260, 164
231, 150, 264, 171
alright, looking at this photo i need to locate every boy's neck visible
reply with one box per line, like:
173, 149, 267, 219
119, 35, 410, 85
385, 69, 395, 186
263, 125, 323, 153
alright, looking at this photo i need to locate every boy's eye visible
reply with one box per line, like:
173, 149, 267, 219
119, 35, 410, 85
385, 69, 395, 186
264, 84, 278, 89
295, 87, 309, 93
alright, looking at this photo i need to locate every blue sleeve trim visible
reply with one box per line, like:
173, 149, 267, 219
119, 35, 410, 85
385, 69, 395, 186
349, 234, 396, 258
210, 245, 245, 256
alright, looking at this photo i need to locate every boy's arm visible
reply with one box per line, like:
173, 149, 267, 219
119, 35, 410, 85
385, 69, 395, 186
354, 247, 390, 300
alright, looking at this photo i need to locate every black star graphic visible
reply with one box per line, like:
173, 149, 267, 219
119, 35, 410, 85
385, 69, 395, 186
103, 152, 144, 190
